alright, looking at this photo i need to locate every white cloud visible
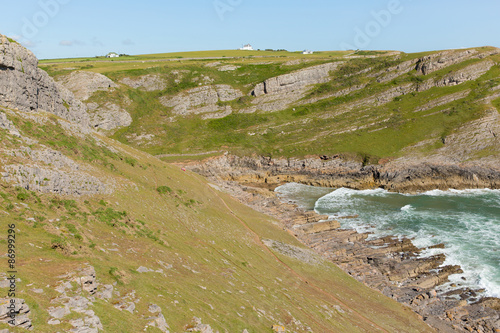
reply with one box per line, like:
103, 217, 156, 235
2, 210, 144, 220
60, 40, 74, 46
59, 39, 85, 47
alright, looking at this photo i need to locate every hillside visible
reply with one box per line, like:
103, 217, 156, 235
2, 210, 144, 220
38, 46, 500, 168
0, 35, 437, 332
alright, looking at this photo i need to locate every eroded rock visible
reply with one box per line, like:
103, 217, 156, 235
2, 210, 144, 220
0, 34, 91, 127
57, 71, 117, 101
87, 102, 132, 130
120, 74, 167, 91
160, 84, 242, 118
0, 298, 32, 330
3, 164, 110, 196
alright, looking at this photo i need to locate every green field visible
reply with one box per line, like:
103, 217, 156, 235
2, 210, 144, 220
39, 49, 353, 64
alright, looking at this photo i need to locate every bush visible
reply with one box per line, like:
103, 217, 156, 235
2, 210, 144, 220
124, 157, 137, 167
16, 192, 29, 201
93, 208, 127, 226
156, 186, 172, 194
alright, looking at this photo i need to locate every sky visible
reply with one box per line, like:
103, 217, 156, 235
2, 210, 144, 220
1, 0, 500, 59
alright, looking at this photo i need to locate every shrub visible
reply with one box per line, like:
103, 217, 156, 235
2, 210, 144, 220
156, 186, 172, 194
16, 192, 29, 201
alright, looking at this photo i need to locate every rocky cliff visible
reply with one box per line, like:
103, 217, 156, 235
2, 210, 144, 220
160, 84, 243, 119
190, 153, 500, 193
0, 35, 90, 127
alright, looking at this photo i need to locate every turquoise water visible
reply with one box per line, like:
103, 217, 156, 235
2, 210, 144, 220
275, 183, 500, 298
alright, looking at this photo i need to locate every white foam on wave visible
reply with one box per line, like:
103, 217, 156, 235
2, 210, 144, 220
400, 204, 414, 212
423, 188, 500, 197
275, 183, 333, 210
277, 183, 500, 298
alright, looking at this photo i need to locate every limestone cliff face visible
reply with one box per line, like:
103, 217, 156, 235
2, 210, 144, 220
0, 35, 114, 196
251, 62, 343, 97
415, 48, 499, 76
247, 62, 344, 112
56, 70, 118, 101
190, 154, 500, 193
160, 84, 243, 119
0, 34, 90, 127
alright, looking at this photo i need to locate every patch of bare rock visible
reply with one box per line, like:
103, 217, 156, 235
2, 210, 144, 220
0, 35, 91, 127
56, 70, 117, 101
248, 62, 343, 112
160, 84, 243, 119
120, 74, 167, 91
0, 144, 113, 196
0, 298, 32, 330
87, 102, 132, 130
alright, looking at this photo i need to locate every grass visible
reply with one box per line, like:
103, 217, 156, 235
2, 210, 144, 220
39, 49, 352, 64
0, 104, 433, 331
84, 47, 498, 161
492, 97, 500, 112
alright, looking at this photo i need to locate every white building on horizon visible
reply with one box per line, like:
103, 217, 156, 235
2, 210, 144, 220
302, 50, 314, 55
239, 44, 254, 51
106, 52, 120, 58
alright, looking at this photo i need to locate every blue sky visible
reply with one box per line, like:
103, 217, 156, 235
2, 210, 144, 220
1, 0, 500, 59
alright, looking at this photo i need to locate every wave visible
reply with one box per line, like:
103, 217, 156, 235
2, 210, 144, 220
423, 188, 500, 196
277, 184, 500, 298
400, 204, 414, 212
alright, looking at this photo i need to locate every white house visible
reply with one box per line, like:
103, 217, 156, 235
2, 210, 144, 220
302, 50, 314, 55
106, 52, 120, 58
239, 44, 254, 51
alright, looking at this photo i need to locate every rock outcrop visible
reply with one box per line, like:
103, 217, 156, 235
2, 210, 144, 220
47, 265, 104, 332
145, 304, 170, 333
2, 164, 110, 196
0, 298, 32, 330
0, 34, 91, 127
57, 70, 117, 101
416, 49, 479, 75
120, 74, 167, 91
160, 84, 243, 119
0, 146, 112, 196
87, 102, 132, 130
251, 62, 342, 97
190, 153, 500, 194
0, 111, 21, 137
433, 60, 495, 88
249, 62, 343, 112
414, 90, 470, 112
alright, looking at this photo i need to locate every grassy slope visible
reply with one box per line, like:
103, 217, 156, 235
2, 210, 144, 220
0, 110, 431, 332
40, 47, 500, 163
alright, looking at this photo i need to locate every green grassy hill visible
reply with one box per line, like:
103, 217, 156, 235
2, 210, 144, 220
40, 47, 500, 164
5, 34, 500, 331
0, 106, 431, 332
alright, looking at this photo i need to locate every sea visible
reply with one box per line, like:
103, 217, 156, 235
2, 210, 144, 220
275, 183, 500, 299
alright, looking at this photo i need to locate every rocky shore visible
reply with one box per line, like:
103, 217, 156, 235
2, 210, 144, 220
189, 154, 500, 194
188, 155, 500, 332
